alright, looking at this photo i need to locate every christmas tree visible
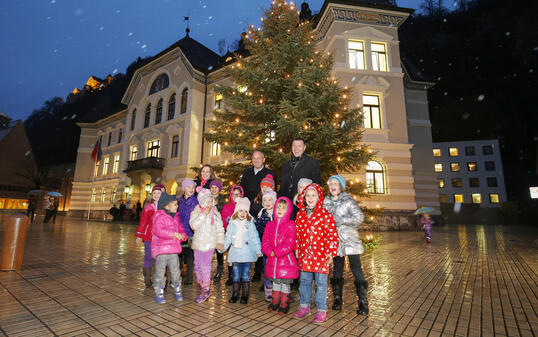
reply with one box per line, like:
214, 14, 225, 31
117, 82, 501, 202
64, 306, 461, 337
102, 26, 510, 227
205, 0, 380, 222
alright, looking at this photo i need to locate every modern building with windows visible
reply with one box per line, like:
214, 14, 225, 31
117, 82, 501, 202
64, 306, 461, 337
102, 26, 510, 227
432, 139, 507, 207
69, 0, 440, 227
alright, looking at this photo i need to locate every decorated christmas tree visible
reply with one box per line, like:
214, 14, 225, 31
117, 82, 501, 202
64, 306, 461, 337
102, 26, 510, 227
205, 0, 381, 222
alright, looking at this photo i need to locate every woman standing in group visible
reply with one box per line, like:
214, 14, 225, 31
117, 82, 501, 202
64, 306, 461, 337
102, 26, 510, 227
194, 164, 216, 191
323, 175, 369, 315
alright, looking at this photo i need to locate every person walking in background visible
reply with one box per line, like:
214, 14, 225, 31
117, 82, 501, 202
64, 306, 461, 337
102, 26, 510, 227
421, 213, 434, 243
220, 197, 262, 304
293, 183, 338, 324
27, 195, 36, 223
324, 175, 369, 315
190, 188, 225, 303
151, 193, 187, 304
136, 184, 166, 288
178, 179, 198, 285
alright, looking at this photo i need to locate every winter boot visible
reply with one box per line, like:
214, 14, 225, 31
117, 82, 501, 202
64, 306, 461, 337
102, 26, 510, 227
239, 282, 250, 304
259, 283, 265, 292
313, 310, 327, 324
143, 267, 153, 288
264, 284, 273, 302
267, 291, 281, 311
172, 284, 183, 301
213, 263, 224, 282
195, 282, 211, 303
277, 292, 291, 315
293, 306, 310, 319
154, 287, 166, 304
355, 280, 369, 315
331, 278, 344, 310
225, 266, 233, 286
229, 282, 240, 303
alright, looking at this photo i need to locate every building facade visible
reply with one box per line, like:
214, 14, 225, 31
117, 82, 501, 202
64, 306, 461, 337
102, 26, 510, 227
69, 0, 439, 228
432, 139, 507, 207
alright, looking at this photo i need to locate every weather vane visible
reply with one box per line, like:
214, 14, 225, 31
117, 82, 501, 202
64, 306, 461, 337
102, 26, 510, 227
184, 10, 190, 36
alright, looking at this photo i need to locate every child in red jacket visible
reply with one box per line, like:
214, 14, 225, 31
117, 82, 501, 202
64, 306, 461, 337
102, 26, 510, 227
135, 184, 166, 288
293, 183, 339, 324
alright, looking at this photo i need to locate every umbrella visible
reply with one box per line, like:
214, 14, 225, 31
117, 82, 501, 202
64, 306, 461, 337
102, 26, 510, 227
48, 191, 63, 197
27, 189, 43, 195
414, 206, 436, 215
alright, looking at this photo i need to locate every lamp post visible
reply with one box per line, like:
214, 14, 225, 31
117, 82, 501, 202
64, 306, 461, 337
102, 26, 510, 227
124, 185, 130, 199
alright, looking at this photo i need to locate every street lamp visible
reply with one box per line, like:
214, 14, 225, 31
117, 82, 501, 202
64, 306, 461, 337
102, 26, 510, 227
145, 184, 151, 193
124, 185, 130, 193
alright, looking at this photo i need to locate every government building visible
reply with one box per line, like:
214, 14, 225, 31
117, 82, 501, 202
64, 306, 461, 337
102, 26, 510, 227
69, 0, 439, 228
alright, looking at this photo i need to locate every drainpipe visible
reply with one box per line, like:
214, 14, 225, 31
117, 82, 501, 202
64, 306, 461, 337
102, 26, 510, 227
200, 71, 208, 164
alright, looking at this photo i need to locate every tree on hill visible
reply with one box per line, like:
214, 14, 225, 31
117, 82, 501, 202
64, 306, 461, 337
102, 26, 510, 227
205, 0, 379, 219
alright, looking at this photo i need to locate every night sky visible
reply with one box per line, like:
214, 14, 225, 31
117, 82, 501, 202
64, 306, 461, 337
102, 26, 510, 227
0, 0, 421, 121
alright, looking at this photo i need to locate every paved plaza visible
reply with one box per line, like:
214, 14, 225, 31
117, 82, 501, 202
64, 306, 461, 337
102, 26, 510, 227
0, 216, 536, 337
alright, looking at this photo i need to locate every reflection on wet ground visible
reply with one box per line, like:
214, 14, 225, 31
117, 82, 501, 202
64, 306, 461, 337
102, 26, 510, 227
0, 215, 537, 336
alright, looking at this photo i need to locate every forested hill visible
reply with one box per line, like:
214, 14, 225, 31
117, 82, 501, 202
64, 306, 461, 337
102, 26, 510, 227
399, 0, 538, 200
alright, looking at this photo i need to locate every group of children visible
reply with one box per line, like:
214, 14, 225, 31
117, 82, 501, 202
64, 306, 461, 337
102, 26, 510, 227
136, 169, 370, 324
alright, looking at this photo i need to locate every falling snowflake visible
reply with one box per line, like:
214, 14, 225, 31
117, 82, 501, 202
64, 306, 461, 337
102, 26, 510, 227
442, 18, 447, 22
530, 69, 534, 73
128, 32, 133, 36
208, 65, 214, 70
444, 91, 448, 96
477, 94, 485, 101
112, 69, 118, 74
208, 16, 213, 20
505, 32, 510, 36
209, 33, 213, 37
203, 4, 207, 8
99, 26, 104, 31
461, 113, 469, 120
141, 44, 147, 49
437, 76, 442, 80
116, 10, 120, 14
62, 116, 68, 120
340, 120, 346, 128
25, 151, 31, 157
50, 0, 56, 3
45, 16, 51, 20
74, 8, 83, 16
71, 114, 77, 119
459, 97, 463, 101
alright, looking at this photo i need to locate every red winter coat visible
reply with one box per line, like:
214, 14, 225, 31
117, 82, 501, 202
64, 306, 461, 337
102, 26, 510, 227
220, 185, 244, 230
136, 202, 157, 242
295, 183, 339, 274
151, 210, 187, 259
262, 197, 299, 280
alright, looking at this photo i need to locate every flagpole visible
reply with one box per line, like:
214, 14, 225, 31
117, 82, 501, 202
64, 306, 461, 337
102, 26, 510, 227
88, 138, 101, 221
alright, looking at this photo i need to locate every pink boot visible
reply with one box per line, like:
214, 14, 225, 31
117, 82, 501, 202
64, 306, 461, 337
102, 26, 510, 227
293, 306, 310, 319
195, 282, 211, 303
313, 310, 327, 323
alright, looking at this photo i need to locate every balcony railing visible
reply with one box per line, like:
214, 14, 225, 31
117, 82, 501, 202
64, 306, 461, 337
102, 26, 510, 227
124, 157, 165, 172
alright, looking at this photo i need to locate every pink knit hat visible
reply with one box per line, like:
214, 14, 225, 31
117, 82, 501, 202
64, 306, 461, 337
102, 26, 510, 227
233, 197, 251, 215
197, 188, 212, 207
260, 174, 275, 190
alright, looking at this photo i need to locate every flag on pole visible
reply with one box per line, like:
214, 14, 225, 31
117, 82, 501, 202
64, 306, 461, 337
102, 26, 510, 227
91, 138, 102, 163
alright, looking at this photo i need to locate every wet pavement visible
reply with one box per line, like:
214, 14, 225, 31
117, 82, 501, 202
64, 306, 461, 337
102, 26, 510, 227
0, 215, 537, 336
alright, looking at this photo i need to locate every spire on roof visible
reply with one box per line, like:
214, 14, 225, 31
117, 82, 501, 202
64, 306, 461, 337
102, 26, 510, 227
184, 14, 190, 37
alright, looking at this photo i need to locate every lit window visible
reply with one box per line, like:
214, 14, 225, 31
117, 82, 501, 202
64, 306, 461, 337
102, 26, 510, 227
348, 40, 365, 70
450, 163, 460, 172
210, 142, 221, 157
489, 193, 500, 203
366, 161, 386, 194
482, 145, 493, 155
485, 161, 495, 171
371, 42, 388, 72
168, 94, 176, 120
469, 178, 480, 187
111, 188, 116, 203
214, 93, 223, 111
155, 99, 163, 124
94, 161, 100, 177
433, 148, 441, 157
129, 145, 138, 161
454, 194, 463, 203
130, 109, 136, 131
100, 187, 106, 204
452, 178, 462, 188
113, 154, 120, 173
265, 130, 275, 143
465, 146, 475, 156
91, 188, 96, 203
467, 162, 477, 172
117, 129, 123, 143
238, 85, 248, 93
487, 177, 498, 187
171, 135, 179, 158
439, 194, 447, 203
434, 163, 443, 172
472, 193, 482, 204
362, 94, 381, 129
144, 104, 151, 128
147, 139, 160, 158
180, 88, 188, 114
102, 156, 110, 175
437, 178, 445, 188
449, 147, 458, 156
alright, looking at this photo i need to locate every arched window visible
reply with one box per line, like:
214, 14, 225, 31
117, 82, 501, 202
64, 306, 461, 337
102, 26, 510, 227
180, 88, 188, 114
366, 160, 386, 194
149, 73, 169, 95
167, 94, 176, 120
155, 99, 163, 124
144, 104, 151, 128
130, 109, 136, 131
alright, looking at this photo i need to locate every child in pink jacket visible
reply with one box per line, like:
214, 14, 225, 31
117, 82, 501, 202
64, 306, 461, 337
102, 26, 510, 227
262, 196, 299, 314
151, 193, 187, 304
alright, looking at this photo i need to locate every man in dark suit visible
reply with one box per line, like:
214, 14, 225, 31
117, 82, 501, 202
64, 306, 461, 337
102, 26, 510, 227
240, 150, 276, 203
279, 137, 321, 200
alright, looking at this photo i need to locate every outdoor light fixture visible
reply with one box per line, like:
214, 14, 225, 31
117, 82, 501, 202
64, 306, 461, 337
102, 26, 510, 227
124, 186, 130, 193
145, 184, 151, 192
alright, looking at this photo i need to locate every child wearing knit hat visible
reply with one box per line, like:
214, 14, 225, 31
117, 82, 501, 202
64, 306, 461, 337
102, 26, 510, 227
177, 179, 197, 285
220, 197, 262, 304
255, 190, 277, 301
251, 175, 276, 281
209, 179, 225, 212
189, 188, 225, 303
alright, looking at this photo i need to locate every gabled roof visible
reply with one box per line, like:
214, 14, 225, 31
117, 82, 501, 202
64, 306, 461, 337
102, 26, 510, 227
146, 35, 221, 73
